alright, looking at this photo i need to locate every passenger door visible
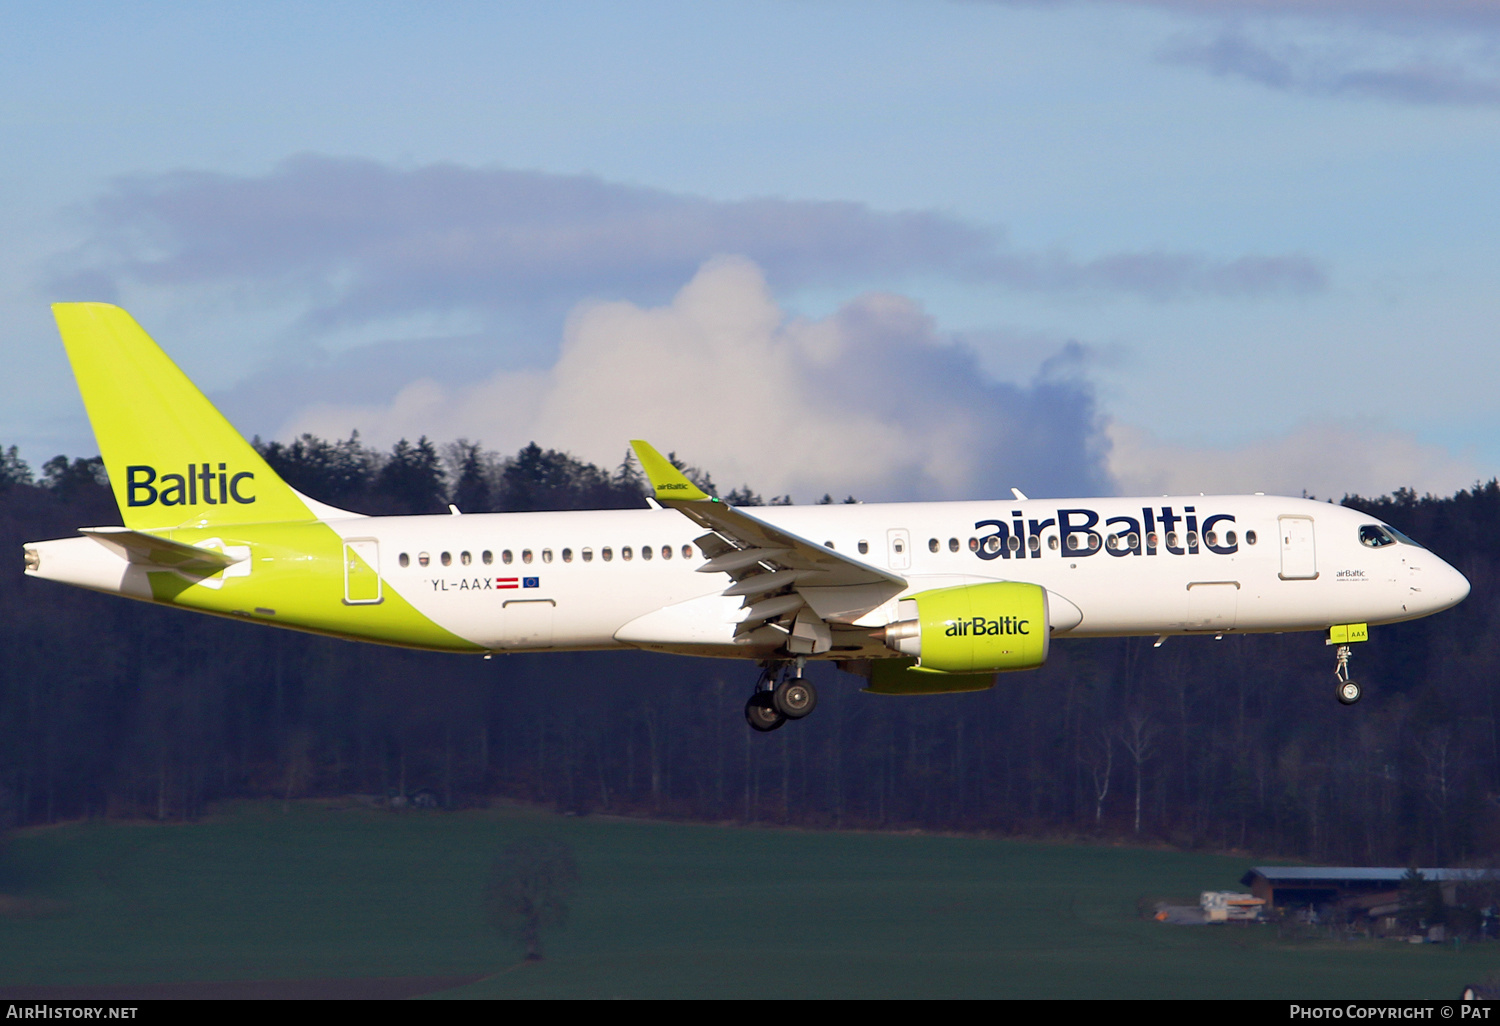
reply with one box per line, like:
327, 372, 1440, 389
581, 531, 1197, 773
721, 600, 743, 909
1278, 516, 1318, 580
343, 539, 383, 604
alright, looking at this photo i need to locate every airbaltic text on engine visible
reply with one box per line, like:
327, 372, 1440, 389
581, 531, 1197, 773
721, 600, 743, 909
974, 505, 1237, 558
945, 616, 1029, 637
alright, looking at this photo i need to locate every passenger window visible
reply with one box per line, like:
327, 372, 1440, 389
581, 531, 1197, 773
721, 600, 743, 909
418, 552, 430, 567
983, 536, 1001, 555
1225, 531, 1237, 547
502, 549, 513, 564
1127, 533, 1139, 549
1186, 532, 1197, 549
441, 552, 452, 566
562, 548, 573, 563
1029, 536, 1040, 552
482, 550, 493, 565
1147, 532, 1159, 548
522, 549, 533, 564
622, 546, 633, 561
1245, 531, 1257, 545
1166, 532, 1179, 549
641, 545, 652, 561
582, 548, 593, 562
858, 540, 869, 555
969, 537, 979, 551
929, 538, 939, 553
1048, 535, 1059, 551
399, 552, 410, 567
460, 551, 472, 566
662, 545, 672, 560
602, 547, 613, 562
682, 544, 693, 559
1360, 525, 1396, 548
949, 538, 959, 552
542, 549, 553, 563
1007, 536, 1020, 552
1106, 535, 1118, 551
1205, 531, 1217, 547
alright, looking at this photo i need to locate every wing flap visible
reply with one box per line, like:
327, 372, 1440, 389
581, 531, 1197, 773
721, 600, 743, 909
632, 440, 906, 637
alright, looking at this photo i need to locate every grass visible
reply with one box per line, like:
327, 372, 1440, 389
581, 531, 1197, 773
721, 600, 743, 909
1, 801, 1496, 998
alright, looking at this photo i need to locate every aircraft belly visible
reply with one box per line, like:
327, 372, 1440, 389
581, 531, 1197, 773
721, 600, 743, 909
613, 592, 748, 647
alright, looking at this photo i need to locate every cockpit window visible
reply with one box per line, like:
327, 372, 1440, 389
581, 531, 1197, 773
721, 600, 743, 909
1360, 524, 1426, 549
1388, 527, 1426, 549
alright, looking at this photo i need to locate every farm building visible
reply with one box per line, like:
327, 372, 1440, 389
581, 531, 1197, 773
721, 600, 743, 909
1241, 867, 1495, 913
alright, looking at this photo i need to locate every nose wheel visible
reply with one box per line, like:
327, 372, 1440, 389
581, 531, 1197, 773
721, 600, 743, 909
1334, 644, 1361, 705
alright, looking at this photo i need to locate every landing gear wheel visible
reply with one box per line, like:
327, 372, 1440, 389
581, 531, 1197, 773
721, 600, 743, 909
774, 678, 817, 719
745, 691, 786, 732
1337, 680, 1361, 706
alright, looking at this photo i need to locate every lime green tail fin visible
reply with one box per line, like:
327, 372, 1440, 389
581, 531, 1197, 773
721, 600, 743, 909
53, 303, 321, 529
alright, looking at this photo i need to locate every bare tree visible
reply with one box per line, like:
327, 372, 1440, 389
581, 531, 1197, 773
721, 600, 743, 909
483, 838, 580, 962
1083, 728, 1113, 827
1119, 712, 1161, 836
1419, 728, 1461, 860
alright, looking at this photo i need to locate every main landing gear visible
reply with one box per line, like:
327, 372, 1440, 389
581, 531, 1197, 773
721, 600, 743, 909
744, 659, 819, 732
1334, 644, 1361, 705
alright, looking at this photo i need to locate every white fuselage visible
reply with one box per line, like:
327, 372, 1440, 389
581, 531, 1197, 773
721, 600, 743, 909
326, 494, 1468, 657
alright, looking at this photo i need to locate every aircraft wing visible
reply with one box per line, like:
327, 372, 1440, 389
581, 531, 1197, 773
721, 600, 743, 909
631, 441, 906, 647
79, 526, 245, 573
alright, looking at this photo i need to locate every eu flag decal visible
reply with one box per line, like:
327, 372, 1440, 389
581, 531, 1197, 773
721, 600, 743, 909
523, 577, 539, 588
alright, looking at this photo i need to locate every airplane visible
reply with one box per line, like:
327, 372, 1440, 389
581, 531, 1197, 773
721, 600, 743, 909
24, 304, 1471, 731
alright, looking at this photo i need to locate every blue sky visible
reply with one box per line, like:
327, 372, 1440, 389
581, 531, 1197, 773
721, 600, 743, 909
3, 0, 1497, 501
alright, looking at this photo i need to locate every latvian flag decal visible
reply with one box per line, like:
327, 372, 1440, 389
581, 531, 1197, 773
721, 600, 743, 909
496, 578, 519, 590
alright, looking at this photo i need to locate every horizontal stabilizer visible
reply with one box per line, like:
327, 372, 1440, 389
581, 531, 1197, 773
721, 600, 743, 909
80, 527, 244, 572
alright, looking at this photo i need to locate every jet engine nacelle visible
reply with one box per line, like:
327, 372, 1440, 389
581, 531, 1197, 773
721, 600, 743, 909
881, 581, 1050, 673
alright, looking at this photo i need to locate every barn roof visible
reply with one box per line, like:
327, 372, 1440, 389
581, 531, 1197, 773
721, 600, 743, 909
1241, 867, 1497, 886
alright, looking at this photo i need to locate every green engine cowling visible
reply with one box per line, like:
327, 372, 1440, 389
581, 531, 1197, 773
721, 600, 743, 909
881, 581, 1050, 674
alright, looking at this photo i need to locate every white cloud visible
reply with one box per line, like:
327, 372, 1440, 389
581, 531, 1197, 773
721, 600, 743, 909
286, 257, 1111, 502
1106, 419, 1483, 498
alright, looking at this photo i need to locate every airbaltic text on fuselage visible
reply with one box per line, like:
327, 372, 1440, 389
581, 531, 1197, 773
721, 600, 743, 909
126, 464, 255, 507
973, 505, 1238, 560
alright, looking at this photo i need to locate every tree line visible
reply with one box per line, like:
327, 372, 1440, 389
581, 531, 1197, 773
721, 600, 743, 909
1, 433, 1498, 869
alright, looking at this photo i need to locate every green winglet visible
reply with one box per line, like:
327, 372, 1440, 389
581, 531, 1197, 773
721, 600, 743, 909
630, 440, 711, 502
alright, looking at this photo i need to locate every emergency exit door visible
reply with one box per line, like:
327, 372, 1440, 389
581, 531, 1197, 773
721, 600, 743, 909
887, 528, 911, 571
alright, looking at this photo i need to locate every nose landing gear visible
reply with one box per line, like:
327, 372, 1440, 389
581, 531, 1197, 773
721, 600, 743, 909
1334, 644, 1361, 705
1328, 623, 1370, 706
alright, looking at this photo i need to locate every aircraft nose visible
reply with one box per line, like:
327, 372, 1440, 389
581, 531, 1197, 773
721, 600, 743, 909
1444, 561, 1471, 608
1422, 558, 1470, 614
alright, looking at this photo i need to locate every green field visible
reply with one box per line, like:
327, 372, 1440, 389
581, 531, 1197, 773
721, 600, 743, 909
0, 802, 1495, 999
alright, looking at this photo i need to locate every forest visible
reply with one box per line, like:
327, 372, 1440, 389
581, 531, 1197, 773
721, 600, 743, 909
1, 434, 1497, 867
